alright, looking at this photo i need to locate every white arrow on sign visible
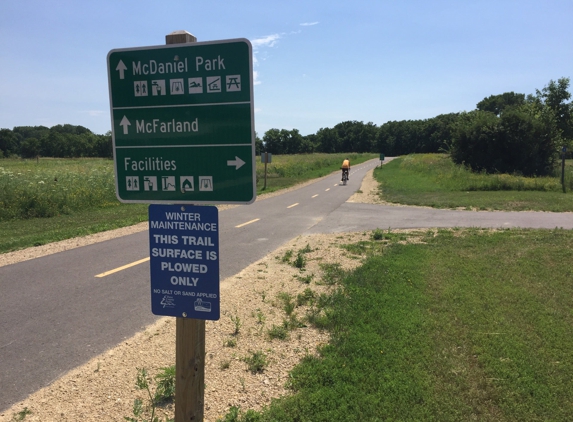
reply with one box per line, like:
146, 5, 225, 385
227, 156, 245, 170
119, 116, 131, 135
116, 60, 127, 80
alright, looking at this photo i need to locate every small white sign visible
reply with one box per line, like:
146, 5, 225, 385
188, 78, 203, 94
162, 176, 176, 191
226, 75, 241, 92
134, 81, 148, 97
199, 176, 213, 191
206, 76, 221, 93
126, 176, 140, 191
143, 176, 157, 191
170, 79, 185, 95
180, 176, 194, 192
151, 80, 166, 96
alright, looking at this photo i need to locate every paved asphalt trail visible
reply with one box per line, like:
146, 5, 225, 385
1, 158, 572, 412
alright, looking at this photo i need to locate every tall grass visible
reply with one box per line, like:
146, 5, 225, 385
0, 154, 376, 222
256, 153, 376, 191
0, 159, 116, 221
376, 154, 573, 211
399, 154, 573, 192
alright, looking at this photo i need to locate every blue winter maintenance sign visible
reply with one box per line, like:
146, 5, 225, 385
148, 204, 219, 320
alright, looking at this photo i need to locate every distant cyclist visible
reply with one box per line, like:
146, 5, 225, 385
341, 158, 350, 182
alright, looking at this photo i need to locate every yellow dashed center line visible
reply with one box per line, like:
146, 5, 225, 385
95, 257, 150, 278
236, 218, 260, 228
325, 188, 330, 191
312, 194, 319, 198
287, 203, 299, 208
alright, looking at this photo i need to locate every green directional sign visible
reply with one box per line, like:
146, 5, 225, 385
107, 38, 255, 204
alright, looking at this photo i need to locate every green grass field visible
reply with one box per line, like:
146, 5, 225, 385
0, 153, 376, 253
374, 154, 573, 212
222, 228, 573, 421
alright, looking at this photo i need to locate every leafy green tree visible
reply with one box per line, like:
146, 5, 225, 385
263, 128, 284, 154
315, 127, 340, 153
422, 113, 460, 153
282, 129, 304, 154
533, 77, 572, 142
376, 120, 423, 156
19, 137, 42, 158
254, 132, 263, 155
302, 133, 318, 153
93, 132, 113, 158
0, 128, 17, 157
451, 106, 559, 176
12, 126, 49, 141
477, 92, 525, 116
332, 121, 376, 152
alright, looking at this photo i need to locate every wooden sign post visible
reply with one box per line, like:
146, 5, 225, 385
167, 30, 206, 422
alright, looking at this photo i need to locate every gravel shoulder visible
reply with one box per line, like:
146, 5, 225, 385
1, 169, 385, 422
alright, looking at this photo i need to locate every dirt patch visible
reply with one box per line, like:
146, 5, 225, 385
347, 158, 406, 206
347, 167, 386, 204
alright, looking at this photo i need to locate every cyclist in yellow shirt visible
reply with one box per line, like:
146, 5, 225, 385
341, 159, 350, 182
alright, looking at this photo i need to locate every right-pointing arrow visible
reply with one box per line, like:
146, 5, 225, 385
119, 116, 131, 135
227, 156, 245, 170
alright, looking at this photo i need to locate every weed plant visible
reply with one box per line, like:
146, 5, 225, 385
230, 314, 242, 336
292, 251, 306, 269
277, 292, 296, 316
295, 273, 314, 284
280, 250, 293, 263
11, 407, 32, 421
153, 366, 175, 405
224, 338, 237, 348
255, 309, 266, 325
125, 367, 175, 422
267, 324, 289, 340
218, 406, 259, 422
296, 288, 316, 306
242, 351, 268, 374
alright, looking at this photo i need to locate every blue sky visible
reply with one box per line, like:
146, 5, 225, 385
1, 0, 572, 136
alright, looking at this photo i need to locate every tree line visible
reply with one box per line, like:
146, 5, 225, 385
0, 124, 112, 159
260, 77, 572, 176
2, 77, 571, 176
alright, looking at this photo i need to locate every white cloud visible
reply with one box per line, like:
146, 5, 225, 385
251, 34, 281, 49
300, 22, 319, 26
250, 34, 281, 85
253, 70, 261, 86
